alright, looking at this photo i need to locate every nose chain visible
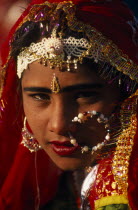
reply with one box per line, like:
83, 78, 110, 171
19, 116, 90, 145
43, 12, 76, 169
69, 110, 111, 154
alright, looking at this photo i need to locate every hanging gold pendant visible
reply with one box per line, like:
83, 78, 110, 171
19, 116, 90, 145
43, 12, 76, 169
51, 73, 60, 94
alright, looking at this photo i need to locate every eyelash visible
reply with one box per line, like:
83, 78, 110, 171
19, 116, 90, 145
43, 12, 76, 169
75, 91, 99, 99
29, 93, 50, 101
28, 91, 100, 105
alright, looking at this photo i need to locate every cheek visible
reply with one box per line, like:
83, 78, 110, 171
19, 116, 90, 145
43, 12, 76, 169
27, 113, 48, 142
85, 101, 115, 116
22, 96, 48, 141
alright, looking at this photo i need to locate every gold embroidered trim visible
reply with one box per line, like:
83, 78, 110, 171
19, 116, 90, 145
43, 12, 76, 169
1, 1, 138, 98
112, 89, 138, 196
0, 68, 6, 98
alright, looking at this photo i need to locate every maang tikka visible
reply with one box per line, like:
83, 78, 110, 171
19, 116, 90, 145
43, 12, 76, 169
21, 117, 42, 152
51, 73, 60, 94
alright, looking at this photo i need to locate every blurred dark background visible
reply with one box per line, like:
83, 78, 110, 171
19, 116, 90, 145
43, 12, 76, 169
125, 0, 138, 17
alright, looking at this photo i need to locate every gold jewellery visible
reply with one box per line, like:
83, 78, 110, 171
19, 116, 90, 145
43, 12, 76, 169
14, 1, 138, 81
21, 117, 42, 152
51, 73, 60, 94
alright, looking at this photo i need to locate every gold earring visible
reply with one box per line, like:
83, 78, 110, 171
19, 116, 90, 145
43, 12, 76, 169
51, 73, 60, 93
21, 117, 42, 152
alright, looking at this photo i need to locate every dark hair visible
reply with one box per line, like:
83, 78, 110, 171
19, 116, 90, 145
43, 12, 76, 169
11, 21, 41, 58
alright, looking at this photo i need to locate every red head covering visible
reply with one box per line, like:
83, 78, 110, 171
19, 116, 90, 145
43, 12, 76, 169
1, 0, 138, 65
0, 0, 137, 209
1, 0, 138, 85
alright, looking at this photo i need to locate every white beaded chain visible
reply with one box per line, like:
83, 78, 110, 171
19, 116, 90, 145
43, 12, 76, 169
68, 132, 78, 147
70, 110, 111, 154
17, 36, 91, 78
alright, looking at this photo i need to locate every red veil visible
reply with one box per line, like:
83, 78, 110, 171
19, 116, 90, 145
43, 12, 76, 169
0, 0, 137, 209
0, 1, 61, 209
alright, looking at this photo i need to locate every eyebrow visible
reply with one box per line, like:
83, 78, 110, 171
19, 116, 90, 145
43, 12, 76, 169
23, 83, 104, 93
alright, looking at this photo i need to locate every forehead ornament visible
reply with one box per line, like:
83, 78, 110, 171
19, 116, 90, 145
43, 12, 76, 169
45, 37, 63, 58
51, 73, 60, 94
1, 0, 137, 86
17, 34, 92, 78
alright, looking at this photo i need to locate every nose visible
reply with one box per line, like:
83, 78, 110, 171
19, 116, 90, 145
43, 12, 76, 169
47, 99, 77, 135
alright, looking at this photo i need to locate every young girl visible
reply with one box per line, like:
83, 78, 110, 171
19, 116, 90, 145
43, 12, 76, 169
0, 0, 137, 209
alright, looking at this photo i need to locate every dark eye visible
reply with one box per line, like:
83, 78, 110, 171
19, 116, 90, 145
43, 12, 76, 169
75, 91, 98, 99
75, 91, 100, 104
29, 93, 50, 101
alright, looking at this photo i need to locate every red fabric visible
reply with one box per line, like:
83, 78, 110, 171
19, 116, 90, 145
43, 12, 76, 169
87, 98, 138, 209
88, 125, 138, 209
0, 145, 60, 209
1, 0, 138, 65
128, 111, 138, 209
0, 0, 137, 209
28, 0, 138, 64
0, 61, 60, 209
87, 126, 138, 209
0, 60, 61, 208
76, 2, 138, 64
88, 155, 115, 209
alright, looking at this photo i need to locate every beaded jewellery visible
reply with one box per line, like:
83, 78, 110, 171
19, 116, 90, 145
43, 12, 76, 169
69, 110, 111, 154
22, 110, 111, 154
17, 36, 90, 78
1, 1, 137, 83
0, 1, 137, 205
21, 117, 42, 152
5, 1, 137, 160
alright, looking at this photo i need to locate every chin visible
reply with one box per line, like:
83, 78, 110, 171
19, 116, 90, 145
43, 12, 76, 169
45, 148, 91, 171
52, 157, 89, 171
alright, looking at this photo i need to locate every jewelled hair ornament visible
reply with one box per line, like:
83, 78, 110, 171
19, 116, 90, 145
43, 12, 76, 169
70, 110, 111, 154
17, 35, 91, 78
14, 1, 138, 81
21, 117, 42, 152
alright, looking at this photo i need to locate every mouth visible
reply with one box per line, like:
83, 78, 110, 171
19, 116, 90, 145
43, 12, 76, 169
49, 140, 81, 156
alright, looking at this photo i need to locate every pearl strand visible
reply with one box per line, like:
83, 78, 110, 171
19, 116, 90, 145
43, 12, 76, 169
70, 111, 111, 154
68, 132, 78, 146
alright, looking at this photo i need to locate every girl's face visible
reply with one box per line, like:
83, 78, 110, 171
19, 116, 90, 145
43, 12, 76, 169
22, 61, 120, 170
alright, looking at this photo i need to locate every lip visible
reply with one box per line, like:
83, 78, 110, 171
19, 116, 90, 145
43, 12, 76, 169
50, 141, 80, 156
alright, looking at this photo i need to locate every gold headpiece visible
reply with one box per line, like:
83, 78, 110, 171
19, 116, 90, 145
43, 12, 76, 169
17, 34, 91, 78
14, 1, 138, 81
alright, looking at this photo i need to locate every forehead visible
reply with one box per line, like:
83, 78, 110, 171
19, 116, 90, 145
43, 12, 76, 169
21, 61, 104, 87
